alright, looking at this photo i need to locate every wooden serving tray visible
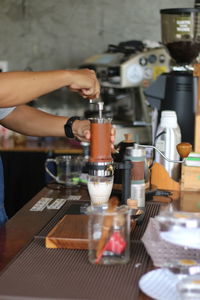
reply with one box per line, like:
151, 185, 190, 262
45, 215, 89, 249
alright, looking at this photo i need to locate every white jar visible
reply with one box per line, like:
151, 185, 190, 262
154, 110, 181, 181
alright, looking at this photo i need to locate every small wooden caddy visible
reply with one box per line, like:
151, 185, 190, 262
45, 215, 89, 249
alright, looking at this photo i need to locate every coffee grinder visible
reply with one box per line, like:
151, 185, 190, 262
144, 7, 200, 146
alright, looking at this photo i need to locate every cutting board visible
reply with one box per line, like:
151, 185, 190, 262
45, 215, 89, 249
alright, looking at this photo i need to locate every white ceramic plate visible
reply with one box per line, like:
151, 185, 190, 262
160, 230, 200, 249
139, 268, 182, 300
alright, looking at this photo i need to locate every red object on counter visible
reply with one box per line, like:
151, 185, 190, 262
95, 231, 126, 264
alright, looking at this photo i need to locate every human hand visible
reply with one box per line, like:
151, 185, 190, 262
72, 119, 115, 147
67, 69, 100, 99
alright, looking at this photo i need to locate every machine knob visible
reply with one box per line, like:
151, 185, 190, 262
124, 133, 134, 143
176, 142, 192, 158
108, 66, 120, 77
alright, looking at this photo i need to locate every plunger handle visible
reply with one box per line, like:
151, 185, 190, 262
176, 142, 192, 158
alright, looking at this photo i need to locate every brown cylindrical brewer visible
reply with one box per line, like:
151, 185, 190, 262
89, 118, 113, 163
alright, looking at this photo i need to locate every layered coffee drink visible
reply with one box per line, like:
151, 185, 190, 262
87, 175, 113, 206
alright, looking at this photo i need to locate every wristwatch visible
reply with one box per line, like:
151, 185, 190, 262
64, 116, 80, 139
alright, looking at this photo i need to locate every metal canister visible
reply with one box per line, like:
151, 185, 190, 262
125, 145, 146, 208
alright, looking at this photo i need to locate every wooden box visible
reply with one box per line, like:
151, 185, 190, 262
45, 215, 89, 249
180, 191, 200, 212
181, 165, 200, 191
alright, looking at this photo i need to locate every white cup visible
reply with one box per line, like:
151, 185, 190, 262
87, 175, 113, 206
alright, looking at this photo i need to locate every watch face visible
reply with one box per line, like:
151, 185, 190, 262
126, 64, 144, 85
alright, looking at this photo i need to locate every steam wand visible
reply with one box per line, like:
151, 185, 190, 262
135, 142, 192, 163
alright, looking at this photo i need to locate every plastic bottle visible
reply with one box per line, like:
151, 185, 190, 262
154, 110, 181, 181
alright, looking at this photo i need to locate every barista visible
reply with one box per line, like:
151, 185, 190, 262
0, 68, 112, 226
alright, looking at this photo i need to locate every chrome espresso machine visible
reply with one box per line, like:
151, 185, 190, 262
80, 40, 171, 145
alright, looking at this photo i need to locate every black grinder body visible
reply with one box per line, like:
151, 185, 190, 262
144, 71, 196, 145
162, 71, 195, 145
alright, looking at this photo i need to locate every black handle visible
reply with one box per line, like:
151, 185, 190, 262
121, 160, 132, 204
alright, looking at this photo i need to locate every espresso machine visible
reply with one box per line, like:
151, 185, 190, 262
144, 7, 200, 145
80, 41, 171, 145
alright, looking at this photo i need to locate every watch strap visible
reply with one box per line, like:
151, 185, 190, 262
64, 116, 80, 139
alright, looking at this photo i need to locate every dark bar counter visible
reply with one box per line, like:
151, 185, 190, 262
0, 184, 199, 300
0, 184, 156, 299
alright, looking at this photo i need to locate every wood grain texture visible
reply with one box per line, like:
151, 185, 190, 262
45, 215, 89, 249
150, 162, 180, 191
195, 115, 200, 152
181, 165, 200, 191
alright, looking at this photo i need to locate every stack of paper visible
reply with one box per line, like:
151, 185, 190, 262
185, 152, 200, 167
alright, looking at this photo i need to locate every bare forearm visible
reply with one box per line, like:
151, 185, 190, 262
0, 69, 99, 107
0, 105, 91, 142
0, 105, 115, 146
0, 70, 73, 107
0, 105, 67, 137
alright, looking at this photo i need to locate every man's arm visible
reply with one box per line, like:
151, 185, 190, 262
0, 105, 90, 142
0, 69, 100, 108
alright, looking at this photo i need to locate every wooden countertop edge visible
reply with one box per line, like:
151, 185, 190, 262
0, 147, 83, 153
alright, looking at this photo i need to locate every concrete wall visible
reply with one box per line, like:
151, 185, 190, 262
0, 0, 195, 114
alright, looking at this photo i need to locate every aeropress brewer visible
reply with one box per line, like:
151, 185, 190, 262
87, 101, 114, 207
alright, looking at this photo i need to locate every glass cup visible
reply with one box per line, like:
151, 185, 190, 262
87, 175, 114, 206
155, 211, 200, 249
45, 155, 83, 187
87, 205, 131, 265
164, 259, 200, 279
177, 274, 200, 299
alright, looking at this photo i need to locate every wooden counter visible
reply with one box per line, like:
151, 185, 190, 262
0, 137, 83, 154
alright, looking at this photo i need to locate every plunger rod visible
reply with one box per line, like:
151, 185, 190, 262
97, 101, 104, 119
89, 99, 104, 119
